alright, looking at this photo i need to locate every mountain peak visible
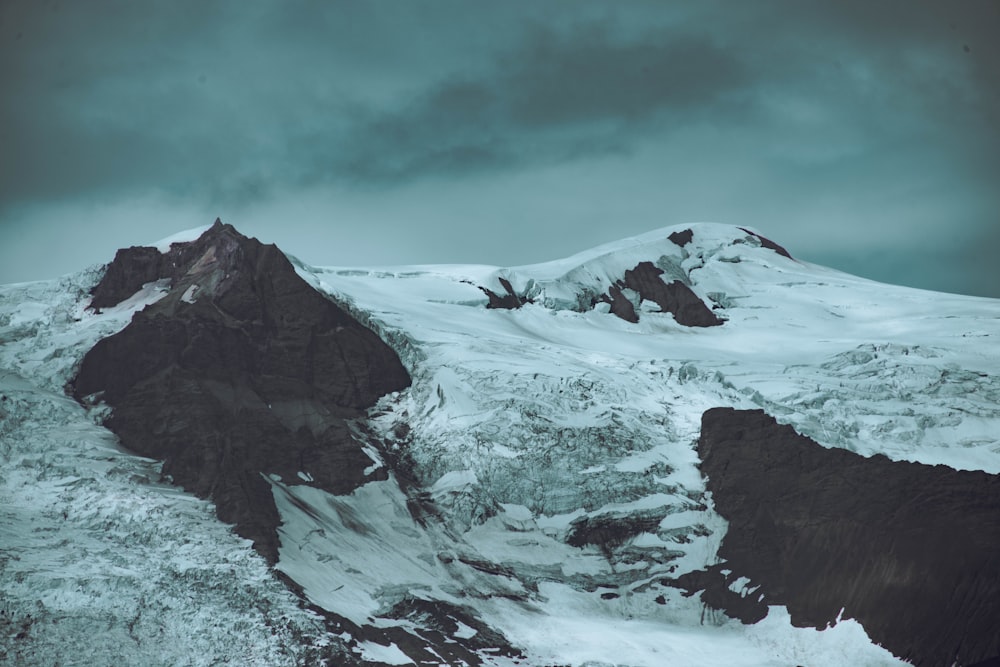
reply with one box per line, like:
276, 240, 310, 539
75, 219, 411, 559
89, 218, 295, 312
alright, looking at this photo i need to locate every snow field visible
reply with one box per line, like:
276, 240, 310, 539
280, 223, 978, 664
3, 222, 995, 665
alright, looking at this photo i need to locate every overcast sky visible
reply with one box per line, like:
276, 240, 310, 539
1, 1, 998, 297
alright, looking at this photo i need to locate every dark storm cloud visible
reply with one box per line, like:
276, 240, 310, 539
2, 0, 995, 202
2, 2, 751, 204
0, 0, 410, 207
0, 0, 998, 296
501, 25, 745, 126
335, 23, 748, 181
1, 1, 231, 202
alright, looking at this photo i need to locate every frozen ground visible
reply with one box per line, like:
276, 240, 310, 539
2, 223, 997, 665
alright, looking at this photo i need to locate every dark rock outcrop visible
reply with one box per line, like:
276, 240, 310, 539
738, 227, 793, 259
623, 262, 723, 327
604, 283, 639, 323
598, 262, 723, 327
668, 564, 768, 624
89, 246, 170, 310
694, 407, 1000, 667
480, 277, 531, 309
73, 221, 411, 561
276, 575, 520, 666
667, 228, 693, 247
567, 508, 668, 555
382, 597, 523, 664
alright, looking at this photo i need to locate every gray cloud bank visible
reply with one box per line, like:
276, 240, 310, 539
1, 0, 998, 296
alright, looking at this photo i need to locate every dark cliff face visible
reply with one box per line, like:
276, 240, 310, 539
694, 407, 1000, 667
73, 221, 411, 561
599, 261, 724, 327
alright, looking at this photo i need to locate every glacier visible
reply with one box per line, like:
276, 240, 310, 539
2, 222, 998, 666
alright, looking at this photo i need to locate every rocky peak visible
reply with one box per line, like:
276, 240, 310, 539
667, 228, 693, 247
89, 218, 224, 310
74, 221, 411, 561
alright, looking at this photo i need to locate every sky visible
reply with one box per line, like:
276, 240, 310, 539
1, 0, 998, 297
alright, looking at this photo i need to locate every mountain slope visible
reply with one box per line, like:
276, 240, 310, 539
285, 223, 999, 665
0, 272, 345, 665
2, 222, 998, 666
72, 220, 410, 561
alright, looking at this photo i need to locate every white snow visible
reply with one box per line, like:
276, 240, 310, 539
355, 641, 414, 665
3, 222, 995, 666
480, 583, 904, 667
430, 468, 479, 493
0, 270, 343, 666
0, 269, 169, 393
453, 621, 479, 639
279, 222, 996, 665
0, 368, 339, 666
152, 224, 213, 253
180, 283, 199, 303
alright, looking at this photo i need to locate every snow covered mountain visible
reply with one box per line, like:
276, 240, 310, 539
2, 221, 998, 666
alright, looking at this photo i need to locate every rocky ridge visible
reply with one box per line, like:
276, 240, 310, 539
692, 408, 1000, 666
72, 220, 411, 561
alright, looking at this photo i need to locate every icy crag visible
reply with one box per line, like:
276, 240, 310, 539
695, 408, 1000, 667
72, 220, 411, 561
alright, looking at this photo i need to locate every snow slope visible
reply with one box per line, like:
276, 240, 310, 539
2, 223, 997, 666
0, 270, 344, 665
274, 223, 999, 665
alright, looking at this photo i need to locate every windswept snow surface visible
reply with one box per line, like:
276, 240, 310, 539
2, 223, 997, 666
274, 223, 999, 665
152, 224, 215, 253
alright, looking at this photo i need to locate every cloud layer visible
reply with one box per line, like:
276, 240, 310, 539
1, 0, 998, 295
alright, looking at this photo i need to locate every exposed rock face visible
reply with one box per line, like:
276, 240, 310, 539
598, 262, 723, 327
694, 407, 1000, 667
73, 221, 411, 561
623, 261, 723, 327
479, 277, 531, 309
668, 564, 768, 624
667, 228, 693, 247
604, 283, 639, 323
567, 506, 670, 558
381, 597, 523, 664
89, 246, 170, 310
738, 227, 793, 259
280, 580, 523, 667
